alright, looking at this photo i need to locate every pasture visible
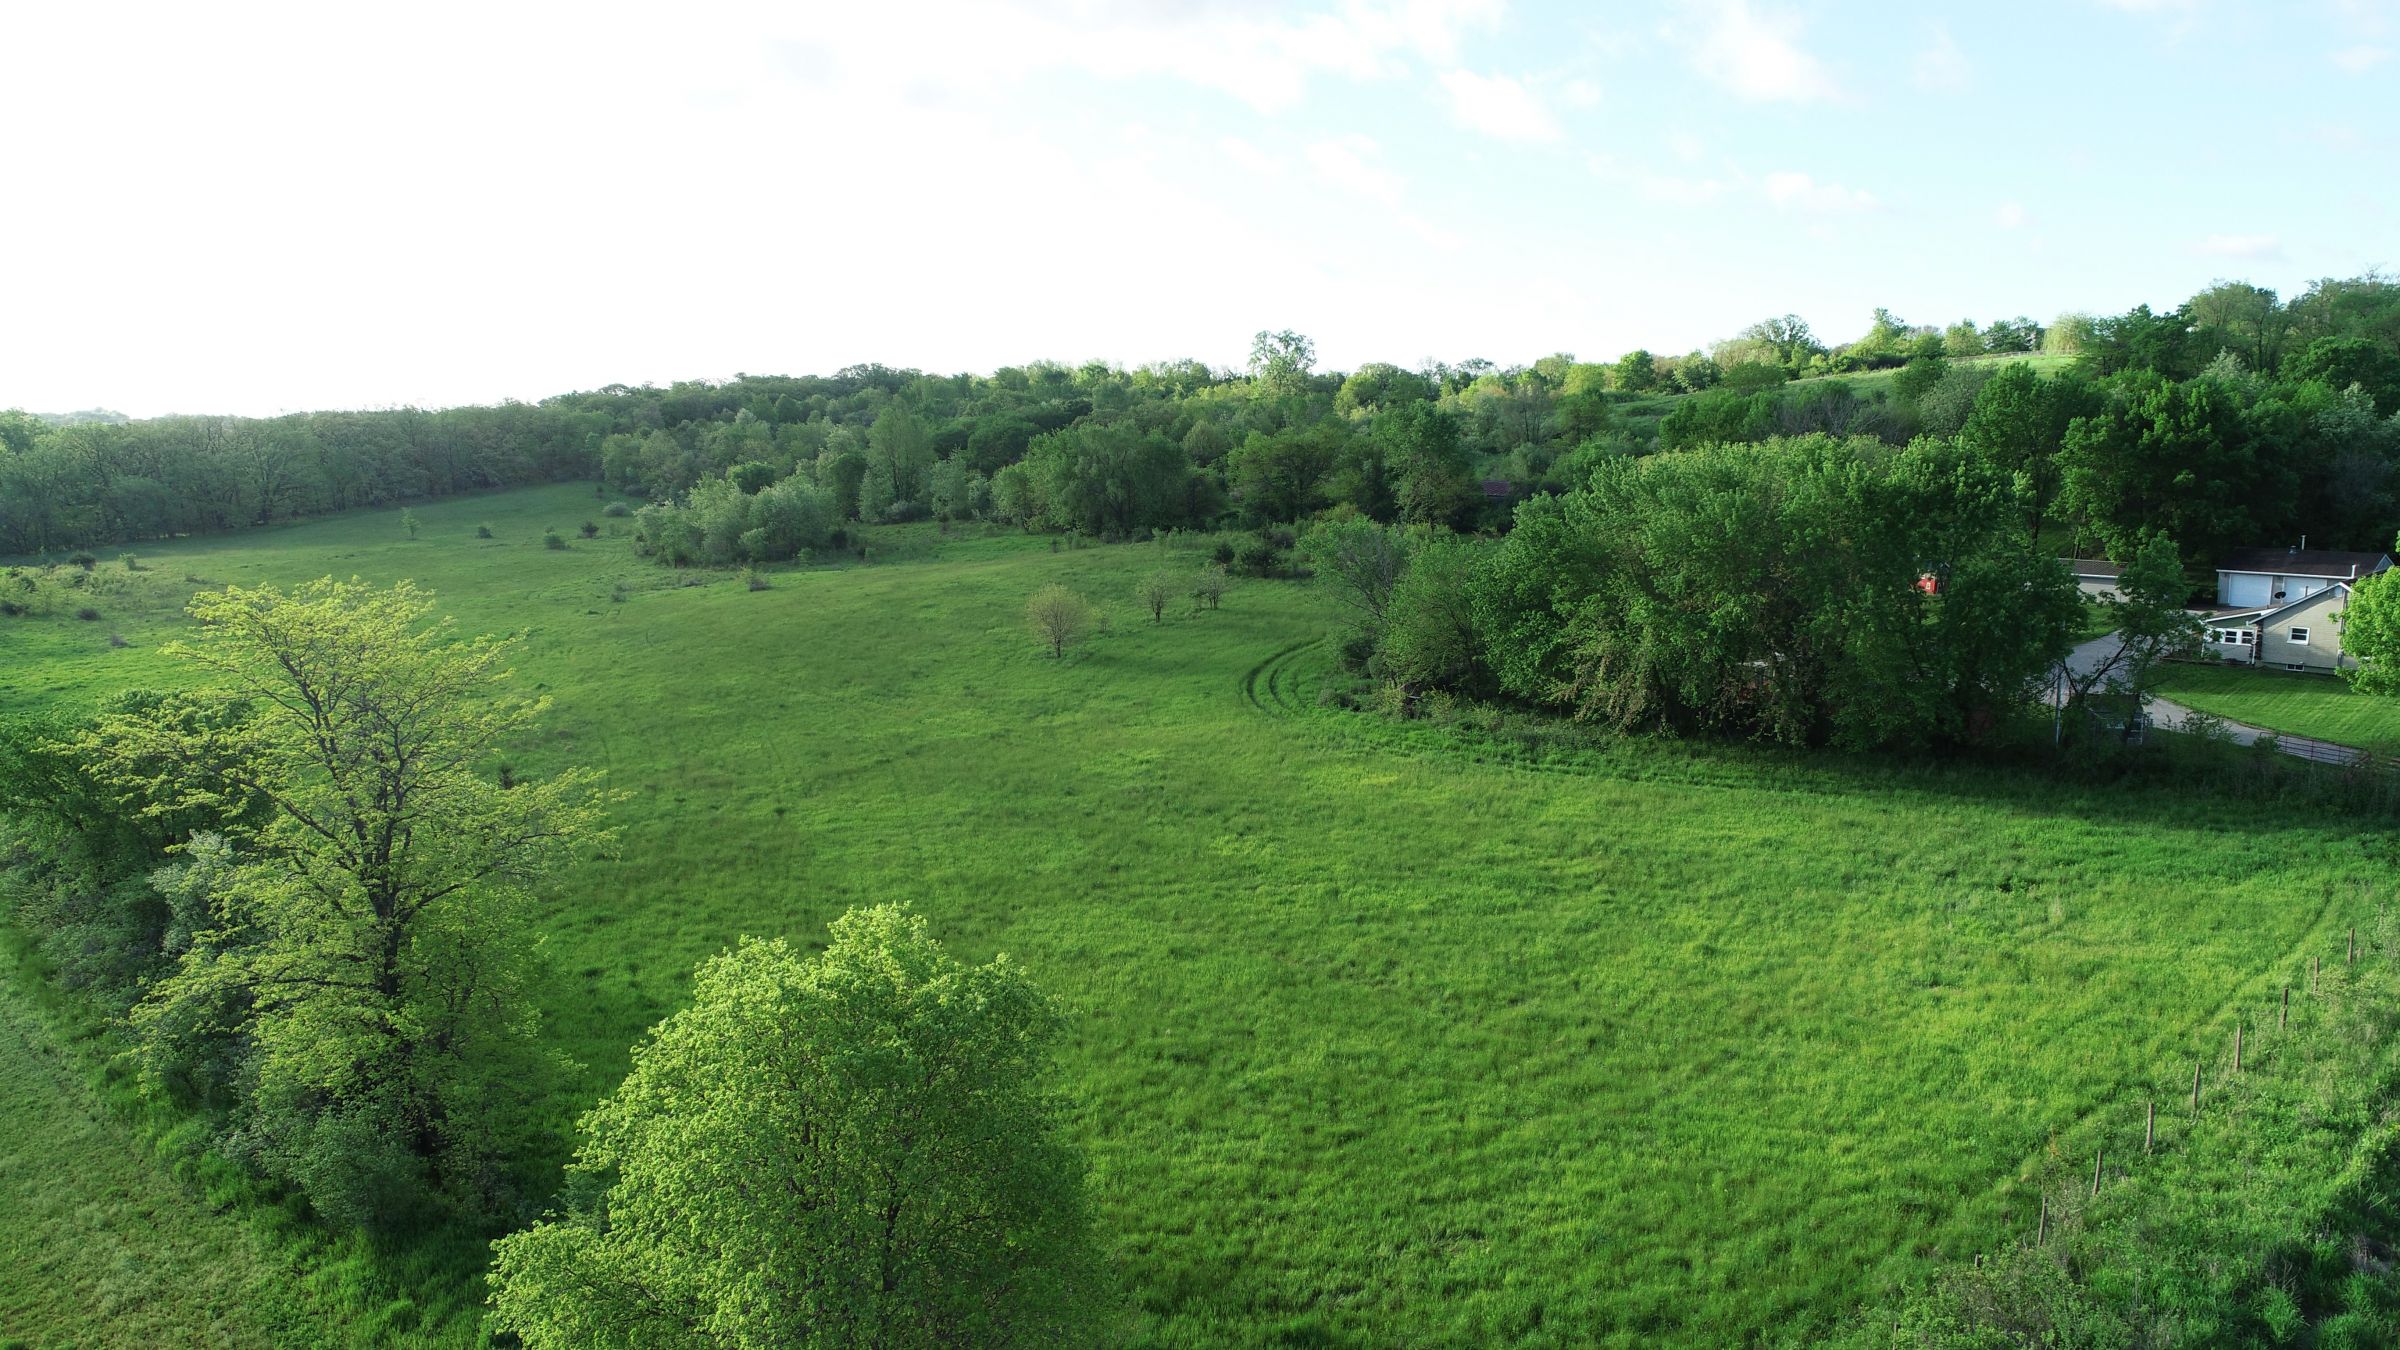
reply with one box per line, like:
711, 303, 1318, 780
0, 482, 2387, 1347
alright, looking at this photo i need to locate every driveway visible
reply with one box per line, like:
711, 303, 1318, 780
2056, 633, 2370, 764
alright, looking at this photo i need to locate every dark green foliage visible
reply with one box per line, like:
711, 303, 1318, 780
2057, 370, 2296, 569
542, 529, 567, 550
1452, 436, 2081, 748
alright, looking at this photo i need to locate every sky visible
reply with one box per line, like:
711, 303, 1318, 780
2, 0, 2394, 418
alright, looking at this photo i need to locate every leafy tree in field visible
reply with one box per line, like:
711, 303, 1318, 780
83, 579, 612, 1226
400, 508, 419, 539
1742, 315, 1821, 370
1191, 567, 1228, 611
1138, 570, 1175, 623
1021, 424, 1203, 537
1377, 533, 1484, 692
1303, 515, 1410, 633
488, 907, 1102, 1349
1026, 583, 1097, 658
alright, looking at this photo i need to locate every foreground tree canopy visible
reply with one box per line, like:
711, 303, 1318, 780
81, 578, 613, 1225
488, 905, 1100, 1349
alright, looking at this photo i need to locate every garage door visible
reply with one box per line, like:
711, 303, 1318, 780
2223, 572, 2270, 606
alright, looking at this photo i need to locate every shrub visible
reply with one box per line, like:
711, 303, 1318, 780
1027, 583, 1098, 658
1192, 567, 1229, 611
579, 521, 600, 538
108, 632, 129, 648
744, 569, 771, 592
476, 523, 494, 539
0, 601, 23, 617
119, 553, 143, 571
74, 606, 100, 621
68, 551, 97, 570
602, 501, 632, 518
400, 509, 419, 540
544, 529, 568, 550
1210, 540, 1238, 566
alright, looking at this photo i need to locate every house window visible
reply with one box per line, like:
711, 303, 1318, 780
2290, 627, 2310, 644
2287, 663, 2305, 671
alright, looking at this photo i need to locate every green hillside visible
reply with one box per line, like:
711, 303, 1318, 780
1, 483, 2386, 1346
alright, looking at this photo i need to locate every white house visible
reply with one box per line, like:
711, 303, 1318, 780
2191, 547, 2392, 674
2212, 547, 2391, 609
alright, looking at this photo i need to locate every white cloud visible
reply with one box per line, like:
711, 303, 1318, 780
2333, 44, 2392, 71
1763, 170, 1876, 213
2191, 233, 2284, 260
1911, 24, 1970, 91
1994, 202, 2029, 229
1563, 77, 1603, 109
1672, 0, 1844, 103
1307, 135, 1406, 207
1439, 69, 1563, 142
1219, 136, 1284, 178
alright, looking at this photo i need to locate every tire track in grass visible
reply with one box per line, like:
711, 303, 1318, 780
1241, 638, 1322, 715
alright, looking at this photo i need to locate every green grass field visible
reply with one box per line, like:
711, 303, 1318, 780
2155, 661, 2400, 753
0, 948, 313, 1348
1, 483, 2387, 1346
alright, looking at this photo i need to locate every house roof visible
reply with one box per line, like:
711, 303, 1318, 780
2189, 605, 2267, 621
2066, 557, 2119, 578
2216, 547, 2393, 579
2257, 582, 2351, 625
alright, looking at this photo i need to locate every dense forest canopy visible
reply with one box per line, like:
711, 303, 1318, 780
5, 274, 2397, 570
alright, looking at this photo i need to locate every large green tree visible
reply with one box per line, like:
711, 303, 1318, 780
489, 906, 1102, 1349
86, 578, 612, 1225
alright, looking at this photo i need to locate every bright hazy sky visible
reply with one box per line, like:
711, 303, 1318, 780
3, 0, 2394, 418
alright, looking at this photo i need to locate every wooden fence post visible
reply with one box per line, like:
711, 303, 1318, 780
2145, 1100, 2155, 1153
2349, 927, 2357, 965
2192, 1059, 2202, 1110
2282, 984, 2290, 1030
2092, 1148, 2104, 1197
2037, 1195, 2048, 1246
2315, 953, 2322, 989
2235, 1022, 2243, 1072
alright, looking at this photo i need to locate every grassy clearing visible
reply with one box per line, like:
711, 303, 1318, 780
1, 483, 2390, 1346
0, 946, 308, 1349
2154, 661, 2400, 752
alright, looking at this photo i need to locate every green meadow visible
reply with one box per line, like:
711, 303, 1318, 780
1, 482, 2387, 1346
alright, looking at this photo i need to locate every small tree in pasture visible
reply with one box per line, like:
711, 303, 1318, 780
1027, 583, 1097, 658
1139, 571, 1175, 623
1192, 567, 1228, 611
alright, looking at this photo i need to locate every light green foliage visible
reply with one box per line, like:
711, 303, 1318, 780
488, 907, 1100, 1349
1137, 569, 1176, 622
82, 578, 613, 1225
400, 508, 419, 539
2341, 565, 2400, 695
1026, 582, 1097, 657
1376, 533, 1482, 690
1302, 515, 1410, 631
1247, 329, 1315, 399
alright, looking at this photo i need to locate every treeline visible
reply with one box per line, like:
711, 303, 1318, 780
8, 276, 2398, 580
1319, 435, 2087, 751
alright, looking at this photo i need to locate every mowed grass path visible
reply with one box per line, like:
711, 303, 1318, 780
2155, 661, 2400, 753
1, 484, 2384, 1346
